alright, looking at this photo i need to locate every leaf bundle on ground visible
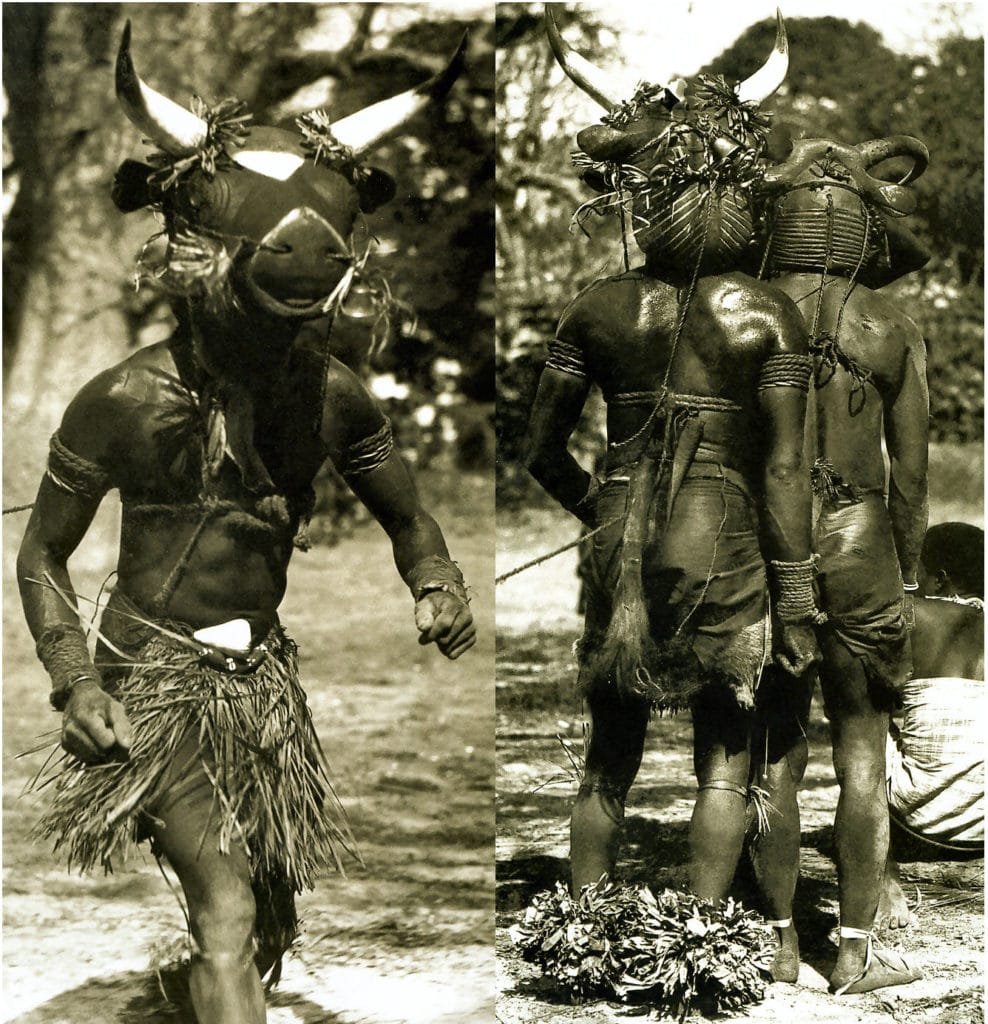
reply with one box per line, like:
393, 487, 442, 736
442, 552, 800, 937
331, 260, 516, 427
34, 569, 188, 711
512, 879, 774, 1017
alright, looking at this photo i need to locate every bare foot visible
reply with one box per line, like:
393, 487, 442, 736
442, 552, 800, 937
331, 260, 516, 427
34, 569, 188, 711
877, 859, 916, 932
769, 923, 799, 984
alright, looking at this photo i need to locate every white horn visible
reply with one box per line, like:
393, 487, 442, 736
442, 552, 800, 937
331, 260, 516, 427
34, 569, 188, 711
735, 10, 789, 106
116, 20, 208, 155
330, 32, 467, 157
545, 4, 624, 111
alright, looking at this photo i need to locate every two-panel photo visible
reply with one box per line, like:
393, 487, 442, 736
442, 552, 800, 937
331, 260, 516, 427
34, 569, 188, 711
1, 3, 982, 1023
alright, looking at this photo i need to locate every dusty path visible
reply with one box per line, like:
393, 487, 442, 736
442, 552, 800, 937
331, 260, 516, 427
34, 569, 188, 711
495, 506, 983, 1024
3, 470, 494, 1024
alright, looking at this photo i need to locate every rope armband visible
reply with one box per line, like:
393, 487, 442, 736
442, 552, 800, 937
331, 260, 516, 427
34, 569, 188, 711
47, 433, 112, 502
768, 556, 827, 626
546, 338, 588, 379
342, 418, 393, 479
406, 554, 469, 606
757, 353, 813, 393
36, 622, 100, 711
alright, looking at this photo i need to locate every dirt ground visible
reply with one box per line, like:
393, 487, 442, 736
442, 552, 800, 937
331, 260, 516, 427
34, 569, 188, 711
2, 469, 494, 1024
495, 501, 984, 1024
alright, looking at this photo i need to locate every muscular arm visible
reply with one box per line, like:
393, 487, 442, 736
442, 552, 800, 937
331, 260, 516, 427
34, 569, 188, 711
755, 305, 813, 563
327, 361, 474, 657
17, 377, 118, 668
754, 298, 819, 674
348, 452, 453, 583
523, 309, 594, 519
16, 379, 133, 760
884, 331, 929, 584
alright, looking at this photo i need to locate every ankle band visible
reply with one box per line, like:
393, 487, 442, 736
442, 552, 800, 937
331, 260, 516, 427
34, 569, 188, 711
839, 926, 872, 939
765, 918, 791, 929
698, 780, 748, 798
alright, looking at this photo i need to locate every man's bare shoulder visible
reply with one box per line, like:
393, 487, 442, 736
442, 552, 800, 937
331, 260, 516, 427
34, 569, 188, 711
702, 271, 802, 314
700, 272, 808, 352
557, 272, 648, 339
60, 342, 178, 434
322, 356, 384, 443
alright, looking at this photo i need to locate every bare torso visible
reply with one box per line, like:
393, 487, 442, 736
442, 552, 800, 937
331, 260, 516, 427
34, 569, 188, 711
771, 274, 923, 490
56, 335, 377, 629
560, 268, 807, 477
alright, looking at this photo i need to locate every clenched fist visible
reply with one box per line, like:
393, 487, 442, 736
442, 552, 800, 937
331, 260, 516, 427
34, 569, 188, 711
61, 679, 133, 763
414, 591, 476, 660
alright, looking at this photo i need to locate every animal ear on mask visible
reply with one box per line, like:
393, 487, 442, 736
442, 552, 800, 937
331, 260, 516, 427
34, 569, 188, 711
112, 159, 162, 212
356, 167, 397, 213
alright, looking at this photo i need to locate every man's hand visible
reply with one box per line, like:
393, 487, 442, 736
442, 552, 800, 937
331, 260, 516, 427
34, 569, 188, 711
61, 679, 133, 763
414, 591, 476, 660
902, 591, 916, 632
774, 622, 820, 676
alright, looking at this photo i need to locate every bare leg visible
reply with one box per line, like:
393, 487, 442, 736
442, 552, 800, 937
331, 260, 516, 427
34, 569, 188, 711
570, 690, 650, 892
149, 742, 266, 1023
820, 638, 919, 994
689, 687, 751, 903
750, 670, 813, 982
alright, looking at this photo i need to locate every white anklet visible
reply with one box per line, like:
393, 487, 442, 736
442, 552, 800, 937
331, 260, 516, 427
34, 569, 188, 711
839, 926, 872, 939
765, 918, 792, 929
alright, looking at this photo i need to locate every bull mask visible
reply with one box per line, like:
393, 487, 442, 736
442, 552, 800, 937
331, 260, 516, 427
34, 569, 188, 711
760, 135, 929, 216
113, 21, 466, 322
759, 134, 932, 285
546, 5, 789, 274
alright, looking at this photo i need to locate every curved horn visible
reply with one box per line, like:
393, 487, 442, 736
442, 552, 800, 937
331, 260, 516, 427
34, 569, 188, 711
735, 10, 789, 106
545, 4, 623, 111
329, 32, 468, 156
855, 135, 930, 185
116, 20, 208, 154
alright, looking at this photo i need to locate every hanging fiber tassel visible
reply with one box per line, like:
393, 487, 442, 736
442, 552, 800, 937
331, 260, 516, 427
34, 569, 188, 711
581, 449, 662, 702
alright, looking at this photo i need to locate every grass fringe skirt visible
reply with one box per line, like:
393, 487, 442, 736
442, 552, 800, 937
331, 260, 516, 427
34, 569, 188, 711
31, 617, 359, 950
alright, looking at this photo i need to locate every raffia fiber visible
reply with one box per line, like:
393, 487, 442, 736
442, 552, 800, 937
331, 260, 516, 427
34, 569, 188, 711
31, 621, 359, 937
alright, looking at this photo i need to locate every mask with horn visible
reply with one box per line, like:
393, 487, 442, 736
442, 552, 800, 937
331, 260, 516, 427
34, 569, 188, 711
113, 20, 466, 326
758, 134, 932, 286
546, 5, 789, 276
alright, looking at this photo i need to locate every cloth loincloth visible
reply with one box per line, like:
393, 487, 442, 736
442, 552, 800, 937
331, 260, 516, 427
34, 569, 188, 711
580, 455, 769, 712
31, 589, 358, 950
814, 490, 910, 705
886, 676, 984, 848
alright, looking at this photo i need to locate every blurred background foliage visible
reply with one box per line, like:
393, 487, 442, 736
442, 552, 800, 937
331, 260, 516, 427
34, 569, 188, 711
496, 3, 983, 506
2, 2, 494, 530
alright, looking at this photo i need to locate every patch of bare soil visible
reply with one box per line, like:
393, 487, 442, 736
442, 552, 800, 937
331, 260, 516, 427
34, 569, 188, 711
3, 471, 494, 1024
495, 507, 984, 1024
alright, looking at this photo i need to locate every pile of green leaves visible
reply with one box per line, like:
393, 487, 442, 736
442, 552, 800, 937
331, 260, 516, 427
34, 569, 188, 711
512, 879, 774, 1018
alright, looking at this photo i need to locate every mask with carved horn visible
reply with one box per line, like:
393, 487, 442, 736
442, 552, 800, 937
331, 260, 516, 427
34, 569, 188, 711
759, 134, 931, 286
113, 21, 466, 322
545, 4, 789, 275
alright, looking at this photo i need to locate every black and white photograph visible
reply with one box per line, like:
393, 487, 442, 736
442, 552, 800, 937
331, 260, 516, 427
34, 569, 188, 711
495, 3, 983, 1022
3, 1, 985, 1023
3, 3, 494, 1022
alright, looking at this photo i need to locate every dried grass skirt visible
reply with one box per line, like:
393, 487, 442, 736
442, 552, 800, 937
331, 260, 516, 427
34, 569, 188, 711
31, 591, 359, 947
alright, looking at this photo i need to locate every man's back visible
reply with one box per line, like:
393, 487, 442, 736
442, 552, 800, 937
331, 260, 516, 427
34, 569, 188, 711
557, 268, 808, 475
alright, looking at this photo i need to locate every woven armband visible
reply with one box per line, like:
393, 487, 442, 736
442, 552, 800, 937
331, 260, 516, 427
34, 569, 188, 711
407, 554, 469, 605
36, 623, 100, 711
768, 557, 827, 625
342, 418, 393, 479
757, 353, 813, 393
546, 339, 587, 379
47, 433, 112, 501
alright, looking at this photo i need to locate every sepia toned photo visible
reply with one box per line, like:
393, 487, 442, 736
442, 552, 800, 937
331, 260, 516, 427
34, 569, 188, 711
3, 4, 494, 1022
3, 1, 985, 1022
495, 3, 983, 1022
